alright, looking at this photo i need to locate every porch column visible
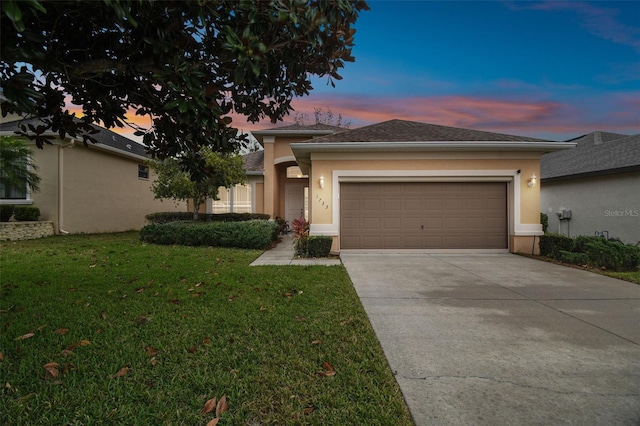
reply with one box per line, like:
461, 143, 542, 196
262, 136, 275, 217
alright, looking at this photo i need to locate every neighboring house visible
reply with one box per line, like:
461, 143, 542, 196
247, 119, 571, 253
540, 131, 640, 244
0, 117, 184, 234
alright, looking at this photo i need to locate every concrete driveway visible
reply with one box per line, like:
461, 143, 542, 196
340, 252, 640, 425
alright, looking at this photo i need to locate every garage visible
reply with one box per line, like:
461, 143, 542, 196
340, 182, 507, 249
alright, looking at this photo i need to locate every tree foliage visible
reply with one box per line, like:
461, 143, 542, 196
0, 135, 41, 193
150, 150, 246, 219
0, 0, 369, 179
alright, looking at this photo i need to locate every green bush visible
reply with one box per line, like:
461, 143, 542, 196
558, 250, 589, 266
145, 211, 271, 224
13, 206, 40, 221
539, 233, 573, 259
140, 220, 279, 249
540, 212, 549, 233
307, 236, 333, 258
0, 205, 14, 222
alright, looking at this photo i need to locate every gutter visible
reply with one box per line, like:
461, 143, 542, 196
57, 140, 75, 234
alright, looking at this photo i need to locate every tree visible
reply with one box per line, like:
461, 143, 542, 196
294, 106, 352, 128
150, 150, 246, 219
1, 0, 369, 180
0, 135, 41, 196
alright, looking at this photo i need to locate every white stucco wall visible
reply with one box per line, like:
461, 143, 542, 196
540, 171, 640, 243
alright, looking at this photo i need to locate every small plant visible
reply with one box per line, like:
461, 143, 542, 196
0, 205, 14, 222
540, 212, 549, 233
274, 216, 288, 234
13, 206, 40, 221
290, 216, 310, 256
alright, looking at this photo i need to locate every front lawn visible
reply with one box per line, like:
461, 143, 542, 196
0, 232, 412, 425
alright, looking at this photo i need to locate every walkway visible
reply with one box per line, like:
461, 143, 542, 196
250, 235, 342, 266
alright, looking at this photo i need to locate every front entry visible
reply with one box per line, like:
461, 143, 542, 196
285, 183, 307, 225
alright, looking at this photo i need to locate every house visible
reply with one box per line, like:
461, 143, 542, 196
248, 119, 572, 253
0, 117, 184, 234
540, 131, 640, 244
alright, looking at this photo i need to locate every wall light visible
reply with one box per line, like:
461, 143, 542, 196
527, 174, 537, 188
318, 175, 325, 189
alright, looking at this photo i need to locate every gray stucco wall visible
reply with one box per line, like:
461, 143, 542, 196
540, 171, 640, 243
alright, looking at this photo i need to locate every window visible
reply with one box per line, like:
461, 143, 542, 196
211, 184, 252, 213
0, 176, 27, 200
138, 164, 149, 179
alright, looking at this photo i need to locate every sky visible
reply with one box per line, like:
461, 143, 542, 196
231, 0, 640, 141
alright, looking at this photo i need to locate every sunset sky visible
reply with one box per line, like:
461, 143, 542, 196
122, 0, 640, 142
287, 0, 640, 140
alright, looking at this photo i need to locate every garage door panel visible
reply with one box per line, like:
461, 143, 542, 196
341, 182, 507, 249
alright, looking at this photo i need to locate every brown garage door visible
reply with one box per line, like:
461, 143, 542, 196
340, 182, 507, 249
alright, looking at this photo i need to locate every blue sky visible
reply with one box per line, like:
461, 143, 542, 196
258, 0, 640, 141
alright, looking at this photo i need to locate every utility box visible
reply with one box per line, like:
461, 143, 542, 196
557, 209, 572, 220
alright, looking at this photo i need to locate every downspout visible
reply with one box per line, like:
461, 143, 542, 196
58, 140, 75, 234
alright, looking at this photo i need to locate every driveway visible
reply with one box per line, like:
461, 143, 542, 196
340, 252, 640, 425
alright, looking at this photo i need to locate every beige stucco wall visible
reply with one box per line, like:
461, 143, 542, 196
307, 152, 543, 254
25, 141, 184, 234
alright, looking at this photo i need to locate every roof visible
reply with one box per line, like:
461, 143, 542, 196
250, 122, 344, 143
300, 119, 552, 143
0, 118, 148, 160
242, 150, 264, 174
541, 131, 640, 181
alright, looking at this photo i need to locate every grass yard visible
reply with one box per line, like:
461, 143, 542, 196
0, 232, 412, 425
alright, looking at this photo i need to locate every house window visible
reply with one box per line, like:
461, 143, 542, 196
0, 175, 27, 200
138, 164, 149, 179
211, 184, 252, 213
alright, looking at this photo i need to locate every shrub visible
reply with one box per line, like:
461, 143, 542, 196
307, 236, 333, 258
13, 206, 40, 221
539, 233, 573, 259
140, 220, 279, 250
145, 211, 271, 224
290, 216, 310, 256
540, 212, 548, 233
558, 250, 589, 266
0, 205, 14, 222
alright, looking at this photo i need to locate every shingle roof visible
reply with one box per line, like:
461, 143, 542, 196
261, 123, 346, 132
298, 119, 552, 143
242, 150, 264, 173
541, 131, 640, 181
0, 118, 148, 158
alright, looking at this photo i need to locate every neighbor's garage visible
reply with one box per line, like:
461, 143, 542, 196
340, 182, 507, 249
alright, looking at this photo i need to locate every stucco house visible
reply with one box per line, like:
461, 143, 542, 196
540, 131, 640, 244
247, 119, 572, 253
0, 117, 184, 234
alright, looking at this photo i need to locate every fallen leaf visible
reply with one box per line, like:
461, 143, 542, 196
188, 347, 196, 354
202, 338, 211, 345
43, 362, 60, 379
322, 361, 334, 372
150, 357, 158, 367
201, 397, 216, 415
135, 287, 144, 293
295, 316, 305, 322
89, 263, 96, 268
37, 324, 48, 331
113, 367, 129, 378
14, 333, 34, 341
311, 340, 322, 345
206, 418, 219, 426
60, 349, 74, 356
0, 352, 4, 362
144, 346, 159, 356
79, 340, 91, 346
284, 293, 293, 299
259, 306, 266, 311
303, 406, 314, 414
53, 328, 69, 335
216, 395, 228, 416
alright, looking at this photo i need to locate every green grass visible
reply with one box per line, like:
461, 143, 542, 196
0, 233, 412, 425
603, 271, 640, 284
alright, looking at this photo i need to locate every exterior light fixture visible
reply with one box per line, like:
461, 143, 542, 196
318, 175, 325, 189
528, 174, 537, 188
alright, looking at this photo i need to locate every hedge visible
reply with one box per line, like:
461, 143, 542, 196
145, 212, 271, 224
13, 206, 40, 221
306, 236, 333, 258
139, 220, 280, 250
539, 234, 640, 272
0, 205, 14, 222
